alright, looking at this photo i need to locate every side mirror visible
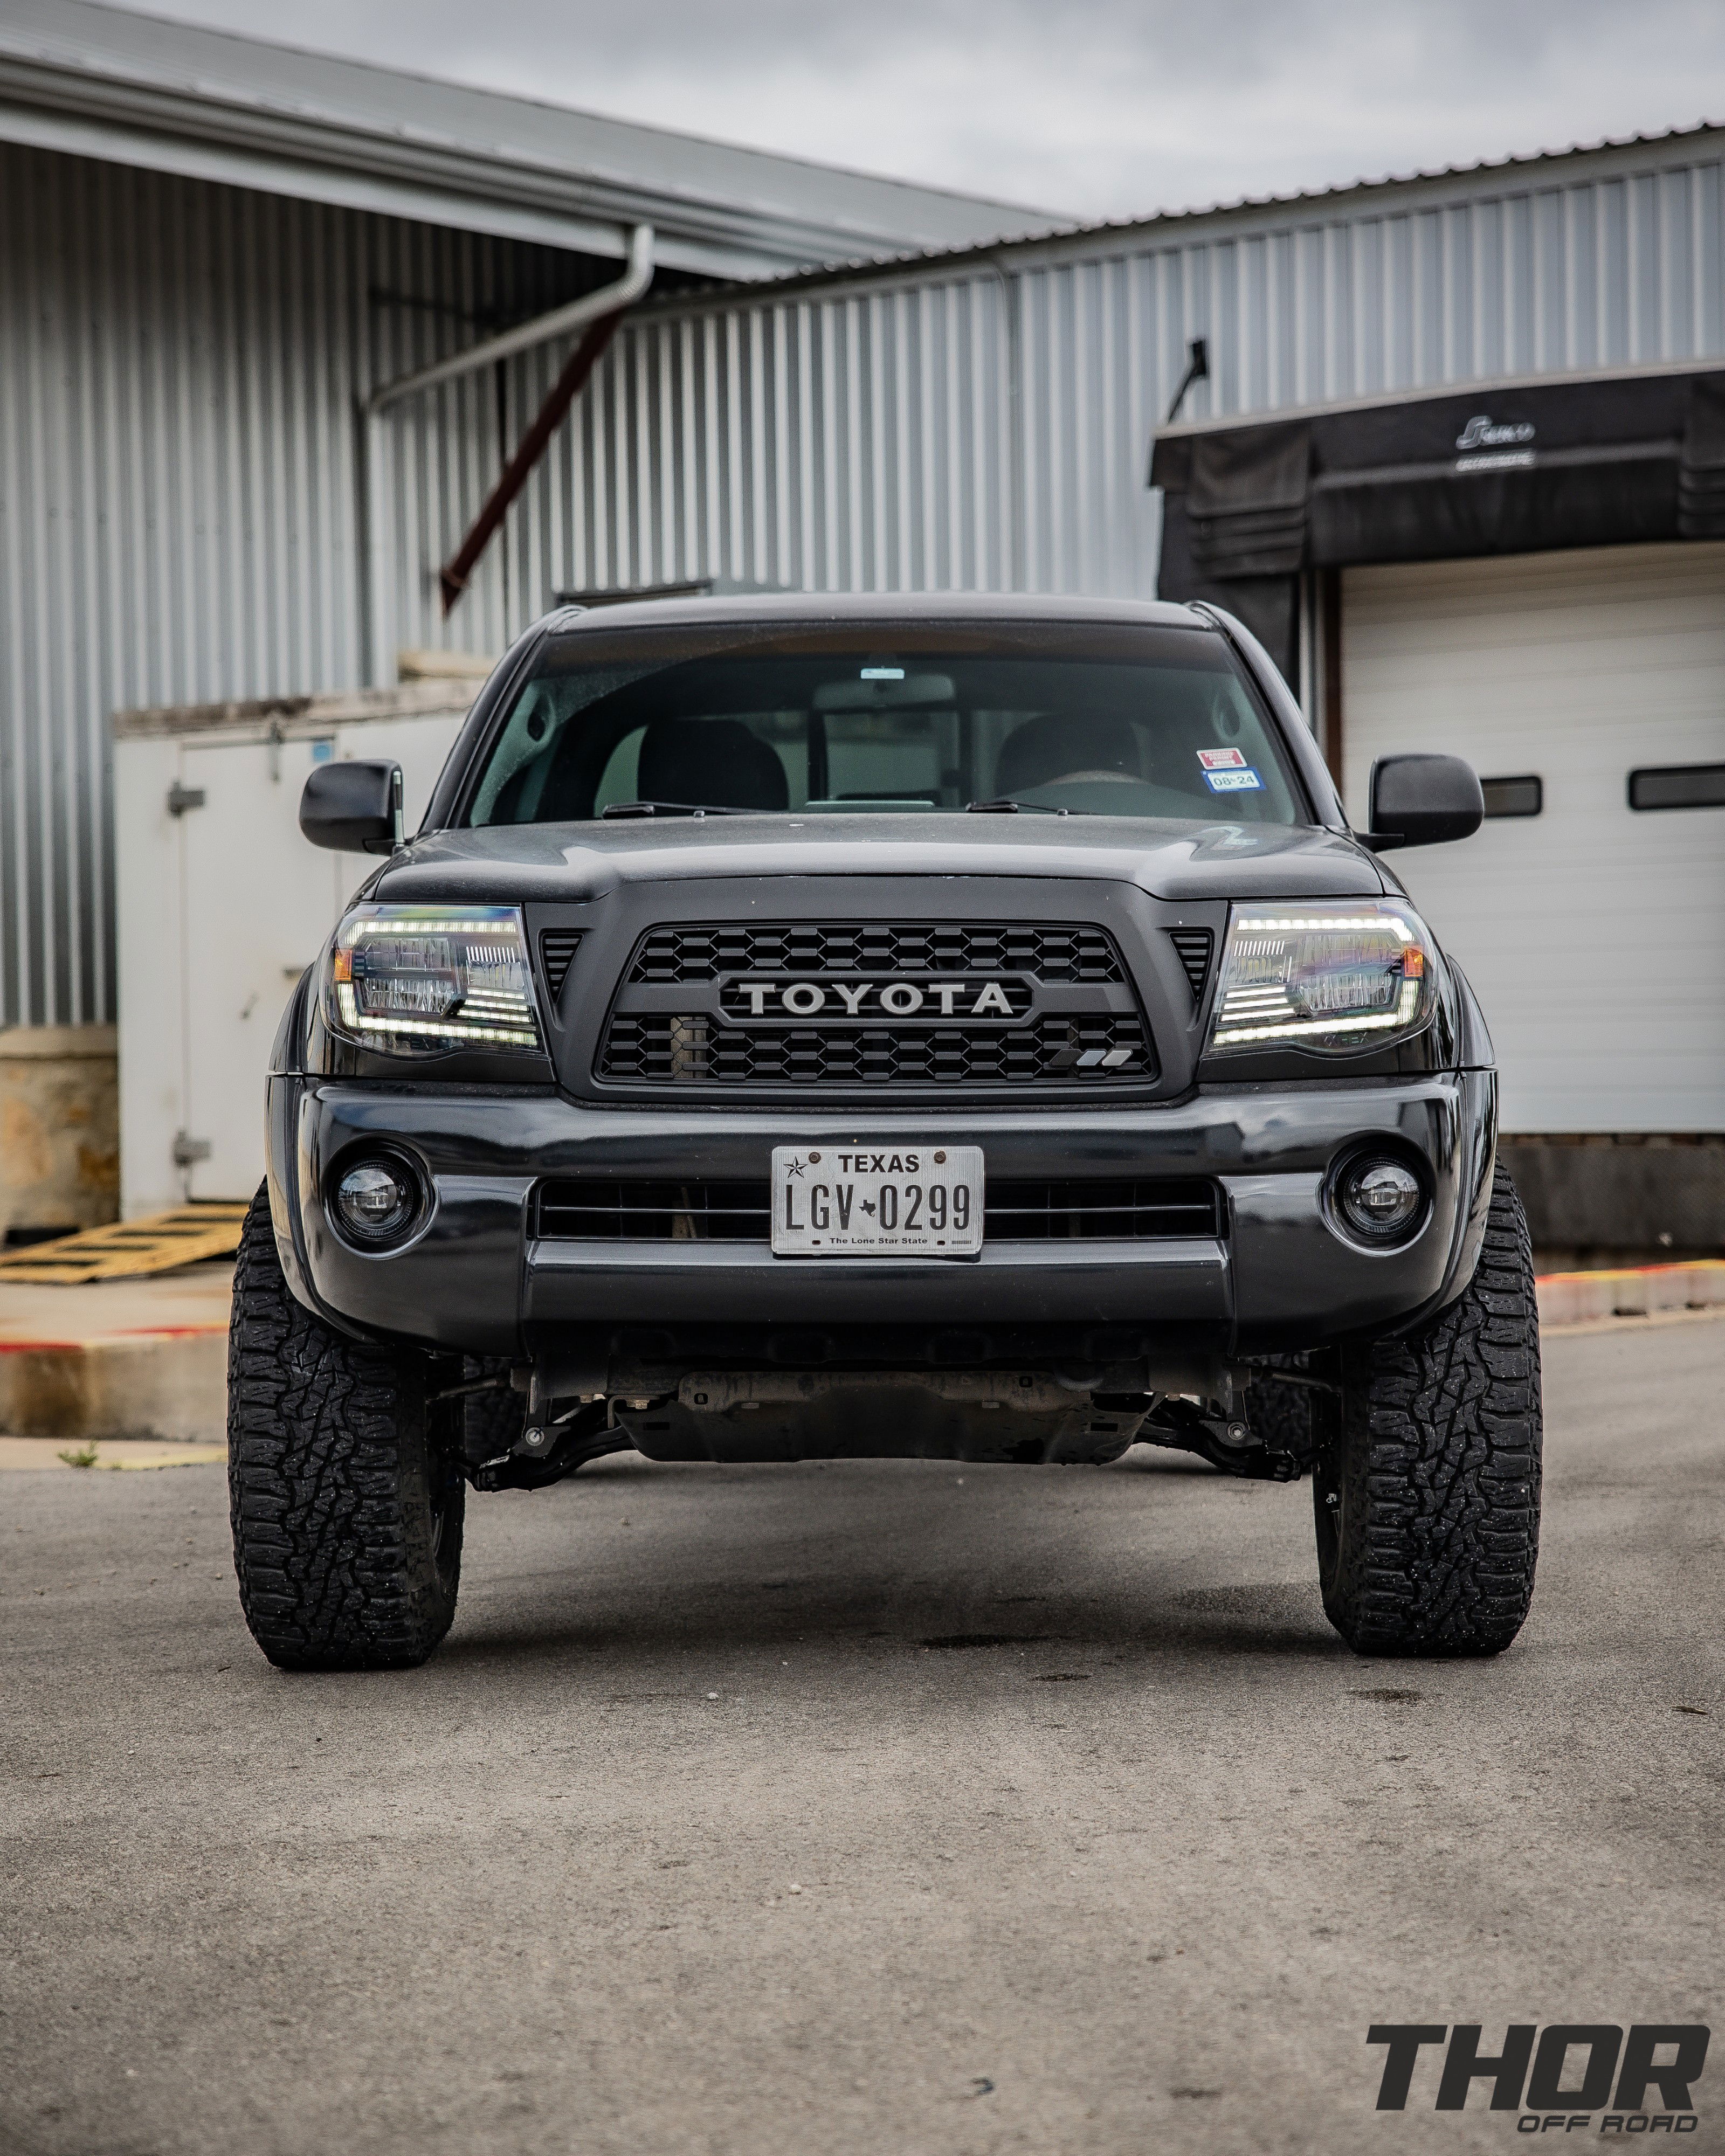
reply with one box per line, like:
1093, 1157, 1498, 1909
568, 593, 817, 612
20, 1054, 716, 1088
300, 760, 403, 854
1363, 753, 1483, 851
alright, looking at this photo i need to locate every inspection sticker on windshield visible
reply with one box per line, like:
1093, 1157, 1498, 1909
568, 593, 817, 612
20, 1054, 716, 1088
1197, 747, 1247, 769
771, 1146, 984, 1257
1204, 765, 1263, 793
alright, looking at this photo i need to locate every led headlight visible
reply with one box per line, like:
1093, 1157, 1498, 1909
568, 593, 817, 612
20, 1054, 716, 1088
1206, 901, 1433, 1056
327, 905, 542, 1055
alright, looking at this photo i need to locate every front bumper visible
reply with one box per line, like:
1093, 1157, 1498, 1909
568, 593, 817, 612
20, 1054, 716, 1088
267, 1072, 1497, 1364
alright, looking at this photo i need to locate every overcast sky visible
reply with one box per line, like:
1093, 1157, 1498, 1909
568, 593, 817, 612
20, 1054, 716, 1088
137, 0, 1725, 223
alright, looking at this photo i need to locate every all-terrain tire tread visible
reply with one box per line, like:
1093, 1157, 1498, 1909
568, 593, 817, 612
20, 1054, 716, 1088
227, 1187, 461, 1669
463, 1356, 526, 1461
1320, 1166, 1542, 1657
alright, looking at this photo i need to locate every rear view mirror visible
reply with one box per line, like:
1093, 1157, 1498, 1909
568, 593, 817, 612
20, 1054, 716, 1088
1364, 754, 1483, 851
812, 673, 956, 712
300, 760, 403, 854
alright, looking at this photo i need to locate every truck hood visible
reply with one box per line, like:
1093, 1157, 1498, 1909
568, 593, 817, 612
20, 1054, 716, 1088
377, 813, 1385, 905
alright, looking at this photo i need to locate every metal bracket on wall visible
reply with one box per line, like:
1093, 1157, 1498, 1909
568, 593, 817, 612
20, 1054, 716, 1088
1163, 336, 1210, 425
166, 780, 206, 817
171, 1132, 212, 1169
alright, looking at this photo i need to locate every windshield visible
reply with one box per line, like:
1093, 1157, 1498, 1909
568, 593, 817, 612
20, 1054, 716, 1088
465, 620, 1307, 827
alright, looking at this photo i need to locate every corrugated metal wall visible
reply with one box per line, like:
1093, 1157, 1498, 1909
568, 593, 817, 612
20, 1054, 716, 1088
493, 263, 1165, 609
0, 140, 596, 1028
6, 130, 1725, 1026
543, 140, 1725, 609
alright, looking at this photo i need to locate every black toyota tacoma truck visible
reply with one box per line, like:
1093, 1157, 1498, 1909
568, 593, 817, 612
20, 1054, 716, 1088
231, 593, 1541, 1670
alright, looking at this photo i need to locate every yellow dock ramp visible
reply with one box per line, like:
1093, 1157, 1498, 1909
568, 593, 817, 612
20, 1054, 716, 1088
0, 1204, 250, 1285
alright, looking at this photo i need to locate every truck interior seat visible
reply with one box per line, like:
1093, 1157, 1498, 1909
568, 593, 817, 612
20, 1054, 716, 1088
993, 712, 1143, 793
637, 717, 790, 811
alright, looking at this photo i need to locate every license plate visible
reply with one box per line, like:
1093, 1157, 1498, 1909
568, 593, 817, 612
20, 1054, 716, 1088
771, 1145, 984, 1257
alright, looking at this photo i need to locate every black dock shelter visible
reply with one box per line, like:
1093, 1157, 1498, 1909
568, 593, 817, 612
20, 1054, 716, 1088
1151, 364, 1725, 690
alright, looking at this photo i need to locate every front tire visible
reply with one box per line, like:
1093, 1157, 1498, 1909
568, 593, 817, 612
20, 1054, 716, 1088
228, 1187, 464, 1670
1314, 1166, 1542, 1657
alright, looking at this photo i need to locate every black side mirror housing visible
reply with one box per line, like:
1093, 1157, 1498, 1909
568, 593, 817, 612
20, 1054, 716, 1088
299, 760, 403, 854
1363, 753, 1484, 851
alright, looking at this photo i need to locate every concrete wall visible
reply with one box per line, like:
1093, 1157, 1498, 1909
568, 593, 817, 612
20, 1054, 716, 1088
0, 1024, 119, 1236
1500, 1135, 1725, 1262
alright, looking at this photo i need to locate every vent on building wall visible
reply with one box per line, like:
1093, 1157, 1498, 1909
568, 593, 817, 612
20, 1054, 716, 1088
540, 930, 585, 1000
1167, 928, 1216, 1008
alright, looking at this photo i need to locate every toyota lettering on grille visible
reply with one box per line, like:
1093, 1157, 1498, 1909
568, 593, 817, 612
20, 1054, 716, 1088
718, 976, 1030, 1022
596, 921, 1154, 1089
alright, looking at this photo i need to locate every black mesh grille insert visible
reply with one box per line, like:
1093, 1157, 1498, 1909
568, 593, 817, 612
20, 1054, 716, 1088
597, 918, 1151, 1092
536, 1177, 1223, 1242
1167, 928, 1215, 1007
540, 930, 584, 999
627, 922, 1126, 984
595, 1013, 1152, 1088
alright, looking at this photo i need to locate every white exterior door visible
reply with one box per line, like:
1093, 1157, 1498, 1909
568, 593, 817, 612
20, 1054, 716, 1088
175, 713, 468, 1200
1341, 541, 1725, 1132
180, 736, 346, 1200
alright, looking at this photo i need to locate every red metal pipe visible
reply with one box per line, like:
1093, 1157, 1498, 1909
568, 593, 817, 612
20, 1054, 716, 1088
439, 309, 626, 614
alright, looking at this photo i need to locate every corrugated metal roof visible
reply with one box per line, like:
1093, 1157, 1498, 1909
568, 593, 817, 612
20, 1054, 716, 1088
657, 119, 1725, 301
0, 0, 1058, 279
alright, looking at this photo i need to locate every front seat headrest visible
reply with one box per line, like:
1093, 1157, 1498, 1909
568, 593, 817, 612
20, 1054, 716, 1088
637, 717, 790, 812
993, 713, 1143, 796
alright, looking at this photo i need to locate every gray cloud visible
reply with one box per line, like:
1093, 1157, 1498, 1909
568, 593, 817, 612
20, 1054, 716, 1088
133, 0, 1725, 220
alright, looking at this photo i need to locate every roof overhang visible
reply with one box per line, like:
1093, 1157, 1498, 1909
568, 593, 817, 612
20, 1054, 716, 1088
0, 4, 1049, 280
0, 96, 664, 265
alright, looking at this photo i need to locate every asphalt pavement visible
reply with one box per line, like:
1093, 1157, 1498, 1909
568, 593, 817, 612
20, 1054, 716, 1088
3, 1316, 1721, 2156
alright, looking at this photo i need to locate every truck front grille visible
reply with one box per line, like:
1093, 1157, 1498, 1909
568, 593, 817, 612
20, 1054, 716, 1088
595, 1012, 1151, 1087
536, 1177, 1221, 1243
539, 929, 584, 998
984, 1179, 1222, 1241
594, 918, 1153, 1093
1166, 927, 1215, 1006
538, 1180, 772, 1242
626, 923, 1125, 985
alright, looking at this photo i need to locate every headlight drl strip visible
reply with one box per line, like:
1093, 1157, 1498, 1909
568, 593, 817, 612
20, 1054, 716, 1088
1206, 901, 1432, 1056
326, 904, 544, 1056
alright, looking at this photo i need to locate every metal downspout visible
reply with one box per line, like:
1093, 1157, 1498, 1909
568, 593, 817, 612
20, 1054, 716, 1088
360, 223, 654, 684
982, 253, 1024, 591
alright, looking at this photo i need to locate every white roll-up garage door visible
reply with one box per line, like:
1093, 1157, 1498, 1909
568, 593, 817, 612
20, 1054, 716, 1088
1341, 541, 1725, 1132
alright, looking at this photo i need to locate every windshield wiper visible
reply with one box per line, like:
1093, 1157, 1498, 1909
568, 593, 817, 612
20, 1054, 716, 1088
965, 797, 1073, 816
599, 800, 742, 819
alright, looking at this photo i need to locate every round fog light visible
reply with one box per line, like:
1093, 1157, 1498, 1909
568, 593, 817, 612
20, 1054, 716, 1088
1336, 1157, 1424, 1244
335, 1159, 417, 1245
